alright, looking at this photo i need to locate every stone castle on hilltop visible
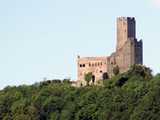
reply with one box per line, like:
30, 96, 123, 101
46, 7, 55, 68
76, 17, 143, 86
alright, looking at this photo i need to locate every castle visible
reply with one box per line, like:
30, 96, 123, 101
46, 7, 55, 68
76, 17, 143, 86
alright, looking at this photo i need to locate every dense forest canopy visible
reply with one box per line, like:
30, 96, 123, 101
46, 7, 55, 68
0, 65, 160, 120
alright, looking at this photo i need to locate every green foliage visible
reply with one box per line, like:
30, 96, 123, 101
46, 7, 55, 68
0, 65, 160, 120
113, 65, 120, 76
127, 64, 152, 80
84, 72, 92, 86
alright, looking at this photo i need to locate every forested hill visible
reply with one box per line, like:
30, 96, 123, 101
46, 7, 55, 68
1, 65, 160, 120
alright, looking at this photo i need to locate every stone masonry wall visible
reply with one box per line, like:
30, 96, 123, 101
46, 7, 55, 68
77, 17, 143, 86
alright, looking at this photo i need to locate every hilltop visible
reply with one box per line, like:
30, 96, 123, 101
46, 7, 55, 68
0, 65, 160, 120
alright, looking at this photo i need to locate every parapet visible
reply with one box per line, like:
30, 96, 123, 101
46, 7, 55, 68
78, 56, 108, 61
117, 17, 135, 22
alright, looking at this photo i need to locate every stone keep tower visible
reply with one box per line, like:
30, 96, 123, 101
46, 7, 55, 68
117, 17, 136, 50
113, 17, 143, 74
77, 17, 143, 86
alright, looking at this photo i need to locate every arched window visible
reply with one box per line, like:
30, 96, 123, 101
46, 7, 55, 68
103, 72, 109, 80
92, 75, 95, 83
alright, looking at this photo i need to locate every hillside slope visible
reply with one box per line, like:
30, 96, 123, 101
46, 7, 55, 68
0, 65, 160, 120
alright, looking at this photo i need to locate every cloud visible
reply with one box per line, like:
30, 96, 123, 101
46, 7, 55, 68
152, 0, 160, 8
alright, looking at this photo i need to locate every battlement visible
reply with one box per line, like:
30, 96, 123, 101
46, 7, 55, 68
117, 17, 135, 21
78, 56, 108, 61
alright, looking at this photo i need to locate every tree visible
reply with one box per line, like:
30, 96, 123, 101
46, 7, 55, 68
128, 64, 152, 80
0, 65, 158, 120
113, 65, 120, 76
84, 72, 92, 86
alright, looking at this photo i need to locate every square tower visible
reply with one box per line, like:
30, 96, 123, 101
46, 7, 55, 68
117, 17, 136, 50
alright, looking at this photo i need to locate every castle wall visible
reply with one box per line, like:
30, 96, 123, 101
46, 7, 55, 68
113, 38, 143, 74
77, 17, 143, 86
77, 57, 108, 86
107, 39, 133, 77
135, 40, 143, 64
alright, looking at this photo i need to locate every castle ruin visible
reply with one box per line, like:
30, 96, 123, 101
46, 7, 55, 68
77, 17, 143, 86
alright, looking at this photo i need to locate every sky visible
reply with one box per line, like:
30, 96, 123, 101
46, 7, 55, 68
0, 0, 159, 89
